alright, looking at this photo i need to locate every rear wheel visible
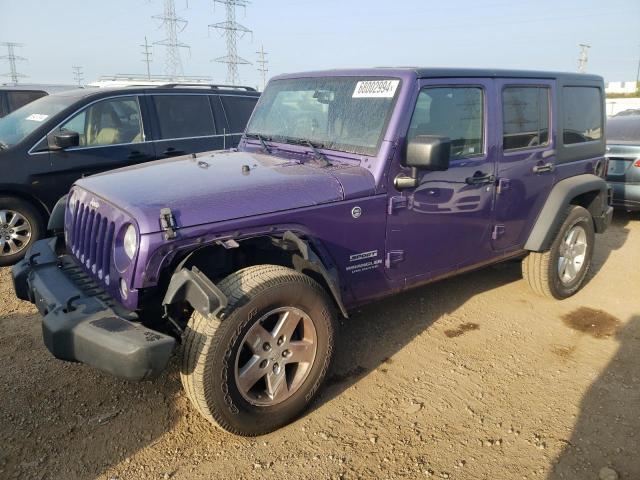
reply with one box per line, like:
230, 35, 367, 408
0, 196, 45, 267
180, 265, 336, 436
522, 205, 594, 299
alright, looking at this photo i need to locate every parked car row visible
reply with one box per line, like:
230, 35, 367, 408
11, 67, 614, 436
606, 112, 640, 211
0, 83, 259, 265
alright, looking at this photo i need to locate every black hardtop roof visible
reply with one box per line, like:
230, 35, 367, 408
396, 67, 603, 82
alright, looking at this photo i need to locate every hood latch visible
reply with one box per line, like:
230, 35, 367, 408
160, 208, 177, 240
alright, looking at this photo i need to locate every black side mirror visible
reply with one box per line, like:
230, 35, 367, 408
50, 130, 80, 150
395, 135, 451, 189
406, 135, 451, 171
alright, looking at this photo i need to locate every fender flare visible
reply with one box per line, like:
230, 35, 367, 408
277, 230, 349, 318
162, 267, 228, 318
524, 174, 610, 252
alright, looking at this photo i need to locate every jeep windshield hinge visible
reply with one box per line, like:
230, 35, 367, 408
160, 208, 177, 240
388, 195, 412, 214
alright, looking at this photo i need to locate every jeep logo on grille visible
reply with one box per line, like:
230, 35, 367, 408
89, 199, 100, 210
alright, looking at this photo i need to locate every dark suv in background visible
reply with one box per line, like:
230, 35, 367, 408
0, 84, 259, 265
0, 84, 77, 117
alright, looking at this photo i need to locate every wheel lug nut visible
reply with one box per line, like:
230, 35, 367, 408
273, 363, 280, 374
277, 336, 284, 346
262, 342, 271, 352
260, 359, 268, 369
282, 349, 291, 358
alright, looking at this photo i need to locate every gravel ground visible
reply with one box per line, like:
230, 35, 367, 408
1, 212, 639, 480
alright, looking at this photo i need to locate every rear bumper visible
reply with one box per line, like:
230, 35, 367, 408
608, 182, 640, 211
11, 238, 175, 381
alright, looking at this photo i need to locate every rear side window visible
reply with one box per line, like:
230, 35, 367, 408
220, 95, 258, 133
8, 90, 47, 111
562, 86, 602, 144
407, 87, 484, 159
502, 87, 549, 151
153, 95, 215, 139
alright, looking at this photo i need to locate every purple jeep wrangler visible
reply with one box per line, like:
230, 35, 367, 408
12, 68, 613, 435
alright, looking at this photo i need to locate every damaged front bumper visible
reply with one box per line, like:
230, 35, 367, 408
11, 238, 175, 381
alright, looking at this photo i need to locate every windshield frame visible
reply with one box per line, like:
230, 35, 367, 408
245, 76, 403, 157
0, 93, 84, 149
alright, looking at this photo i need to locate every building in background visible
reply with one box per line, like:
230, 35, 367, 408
606, 81, 638, 95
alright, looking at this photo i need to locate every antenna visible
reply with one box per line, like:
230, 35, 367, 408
578, 43, 590, 73
153, 0, 190, 79
256, 44, 268, 91
141, 36, 153, 80
72, 65, 84, 86
209, 0, 252, 85
0, 42, 27, 84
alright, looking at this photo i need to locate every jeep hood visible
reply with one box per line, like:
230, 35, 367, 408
75, 150, 374, 234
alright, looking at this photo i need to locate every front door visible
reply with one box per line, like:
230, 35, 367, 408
385, 78, 498, 282
491, 79, 556, 251
40, 95, 154, 203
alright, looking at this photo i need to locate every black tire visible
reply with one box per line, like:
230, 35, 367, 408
0, 196, 45, 267
180, 265, 336, 436
522, 205, 595, 299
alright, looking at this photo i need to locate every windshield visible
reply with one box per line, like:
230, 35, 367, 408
246, 76, 401, 156
0, 94, 79, 148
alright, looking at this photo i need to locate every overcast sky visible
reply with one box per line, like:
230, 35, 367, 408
1, 0, 639, 88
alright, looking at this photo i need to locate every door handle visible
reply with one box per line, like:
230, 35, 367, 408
465, 172, 495, 185
532, 162, 555, 174
163, 147, 185, 157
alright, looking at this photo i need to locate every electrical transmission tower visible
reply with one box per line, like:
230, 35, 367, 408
578, 43, 590, 73
141, 36, 153, 80
153, 0, 190, 79
210, 0, 252, 85
256, 44, 268, 91
72, 66, 84, 86
0, 42, 27, 84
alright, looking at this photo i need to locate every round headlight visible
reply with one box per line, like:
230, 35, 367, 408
123, 224, 138, 259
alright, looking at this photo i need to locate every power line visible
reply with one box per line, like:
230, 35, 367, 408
141, 36, 153, 80
72, 65, 84, 86
0, 42, 27, 84
578, 43, 590, 73
209, 0, 252, 85
256, 44, 268, 91
153, 0, 190, 79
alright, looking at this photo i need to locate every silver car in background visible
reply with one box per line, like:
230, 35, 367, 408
606, 113, 640, 212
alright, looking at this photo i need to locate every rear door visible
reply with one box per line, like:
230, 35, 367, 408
217, 94, 259, 147
150, 93, 222, 159
492, 79, 556, 251
41, 95, 155, 202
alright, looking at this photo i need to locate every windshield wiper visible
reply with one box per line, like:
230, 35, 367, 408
0, 141, 8, 151
280, 137, 331, 166
245, 132, 272, 154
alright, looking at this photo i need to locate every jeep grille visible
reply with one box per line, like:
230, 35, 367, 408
68, 200, 116, 284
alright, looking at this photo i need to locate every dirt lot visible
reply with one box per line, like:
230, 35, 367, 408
1, 212, 639, 480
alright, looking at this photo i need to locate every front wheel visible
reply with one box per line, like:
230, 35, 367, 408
522, 205, 595, 299
180, 265, 336, 436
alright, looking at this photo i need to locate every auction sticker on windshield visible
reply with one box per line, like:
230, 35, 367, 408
25, 114, 49, 122
352, 80, 399, 98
